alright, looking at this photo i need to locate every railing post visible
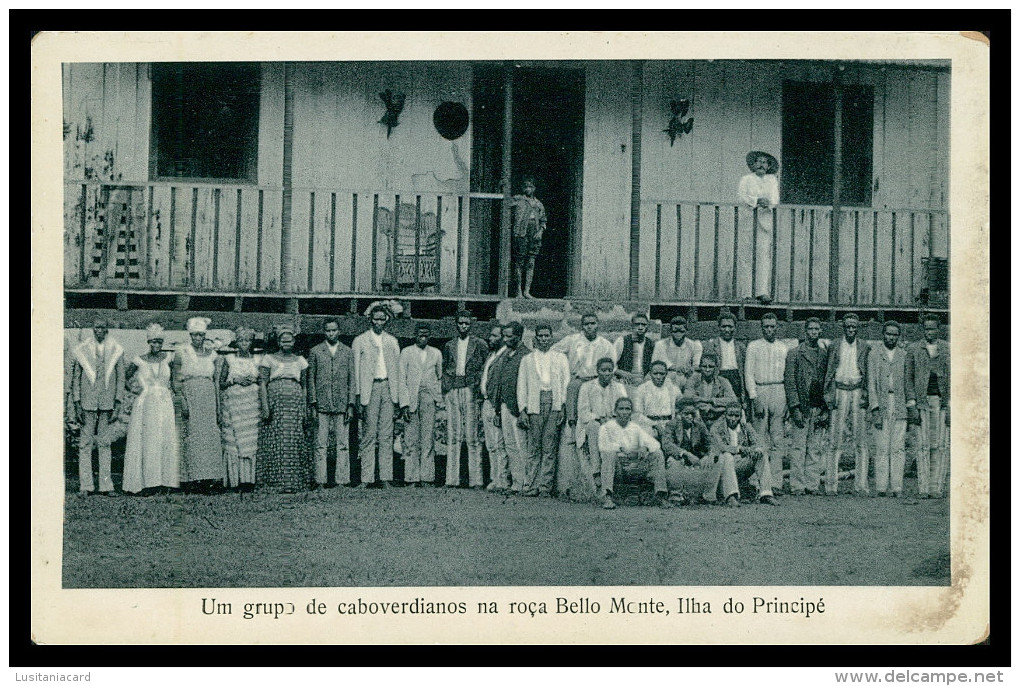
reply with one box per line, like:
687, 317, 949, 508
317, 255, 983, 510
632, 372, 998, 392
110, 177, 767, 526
498, 62, 514, 299
629, 60, 644, 301
280, 62, 295, 292
830, 66, 843, 304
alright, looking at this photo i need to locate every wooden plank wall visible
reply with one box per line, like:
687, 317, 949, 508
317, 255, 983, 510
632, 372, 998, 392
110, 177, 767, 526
870, 67, 947, 211
675, 204, 697, 300
63, 63, 151, 183
288, 62, 473, 194
580, 61, 633, 300
639, 60, 948, 212
63, 183, 84, 284
630, 60, 949, 307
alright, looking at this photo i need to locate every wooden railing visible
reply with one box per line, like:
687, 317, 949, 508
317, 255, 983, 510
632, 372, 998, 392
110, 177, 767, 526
63, 182, 473, 295
63, 183, 950, 308
637, 201, 949, 307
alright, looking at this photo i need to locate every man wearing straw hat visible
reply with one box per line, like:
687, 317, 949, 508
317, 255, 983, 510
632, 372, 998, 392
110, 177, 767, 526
738, 151, 780, 305
352, 302, 402, 487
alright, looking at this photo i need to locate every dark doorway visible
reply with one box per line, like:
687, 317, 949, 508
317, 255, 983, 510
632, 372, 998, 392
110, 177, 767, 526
781, 80, 874, 206
511, 67, 585, 299
469, 65, 506, 296
469, 65, 586, 298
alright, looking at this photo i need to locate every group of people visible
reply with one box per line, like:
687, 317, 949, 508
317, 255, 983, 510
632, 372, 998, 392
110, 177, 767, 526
68, 305, 950, 511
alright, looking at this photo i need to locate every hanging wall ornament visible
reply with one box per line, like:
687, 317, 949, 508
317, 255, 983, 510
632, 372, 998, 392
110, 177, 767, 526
664, 98, 694, 146
433, 101, 469, 140
379, 89, 406, 138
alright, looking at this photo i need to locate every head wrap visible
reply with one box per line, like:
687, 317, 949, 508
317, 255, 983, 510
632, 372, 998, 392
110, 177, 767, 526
234, 326, 256, 341
145, 323, 165, 342
275, 324, 296, 338
186, 316, 211, 334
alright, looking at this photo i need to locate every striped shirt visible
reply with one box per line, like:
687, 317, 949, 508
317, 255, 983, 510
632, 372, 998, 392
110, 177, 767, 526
744, 339, 788, 399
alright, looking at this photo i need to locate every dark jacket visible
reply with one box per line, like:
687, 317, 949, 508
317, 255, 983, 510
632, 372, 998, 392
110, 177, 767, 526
784, 342, 827, 412
702, 337, 747, 379
661, 418, 715, 464
709, 417, 764, 457
482, 349, 506, 402
868, 345, 912, 420
308, 341, 355, 413
905, 340, 950, 410
490, 344, 529, 417
442, 335, 490, 395
617, 334, 654, 378
823, 337, 870, 410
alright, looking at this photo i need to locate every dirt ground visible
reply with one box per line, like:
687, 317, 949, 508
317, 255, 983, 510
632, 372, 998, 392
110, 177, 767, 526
61, 473, 950, 588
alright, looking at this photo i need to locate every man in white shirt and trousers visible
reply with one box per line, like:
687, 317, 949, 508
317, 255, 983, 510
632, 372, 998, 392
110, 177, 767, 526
352, 303, 402, 487
518, 324, 570, 497
574, 357, 629, 500
738, 150, 780, 304
744, 312, 789, 494
868, 321, 911, 497
597, 396, 671, 510
399, 322, 443, 486
823, 312, 871, 495
552, 312, 617, 496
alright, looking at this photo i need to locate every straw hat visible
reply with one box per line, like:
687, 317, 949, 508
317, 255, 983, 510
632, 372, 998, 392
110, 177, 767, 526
745, 151, 779, 174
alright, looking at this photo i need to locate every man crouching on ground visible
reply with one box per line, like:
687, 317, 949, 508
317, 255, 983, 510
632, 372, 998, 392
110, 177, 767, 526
661, 397, 722, 506
596, 397, 671, 510
709, 400, 779, 506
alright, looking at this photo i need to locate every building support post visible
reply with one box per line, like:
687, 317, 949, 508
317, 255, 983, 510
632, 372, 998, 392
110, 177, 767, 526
281, 62, 295, 292
497, 63, 514, 299
830, 67, 843, 304
629, 60, 644, 301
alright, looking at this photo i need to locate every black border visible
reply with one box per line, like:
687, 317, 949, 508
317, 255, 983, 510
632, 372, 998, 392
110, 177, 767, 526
19, 13, 1006, 667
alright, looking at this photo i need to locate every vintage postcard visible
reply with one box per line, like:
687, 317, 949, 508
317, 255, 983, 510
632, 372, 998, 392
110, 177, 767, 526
30, 31, 989, 645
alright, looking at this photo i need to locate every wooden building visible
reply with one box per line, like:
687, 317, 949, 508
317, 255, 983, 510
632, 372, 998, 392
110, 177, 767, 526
62, 59, 950, 323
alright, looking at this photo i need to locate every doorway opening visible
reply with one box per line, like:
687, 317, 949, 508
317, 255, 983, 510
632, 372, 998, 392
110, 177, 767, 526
511, 67, 585, 299
469, 65, 585, 299
781, 80, 874, 206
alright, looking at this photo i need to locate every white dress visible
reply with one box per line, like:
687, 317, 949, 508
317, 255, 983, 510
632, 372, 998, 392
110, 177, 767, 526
123, 353, 181, 492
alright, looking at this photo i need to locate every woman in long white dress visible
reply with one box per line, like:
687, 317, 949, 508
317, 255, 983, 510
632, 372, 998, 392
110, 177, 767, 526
123, 324, 180, 494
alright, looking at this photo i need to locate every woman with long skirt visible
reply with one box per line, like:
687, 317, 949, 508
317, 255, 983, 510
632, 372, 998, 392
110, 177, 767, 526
173, 316, 225, 493
122, 323, 180, 495
218, 326, 261, 492
257, 326, 311, 493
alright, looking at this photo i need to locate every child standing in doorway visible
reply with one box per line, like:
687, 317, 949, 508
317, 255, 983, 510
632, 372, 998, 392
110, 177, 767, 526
509, 175, 547, 299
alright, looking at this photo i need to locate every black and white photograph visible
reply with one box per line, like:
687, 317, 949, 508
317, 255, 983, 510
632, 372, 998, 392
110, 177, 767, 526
31, 30, 989, 646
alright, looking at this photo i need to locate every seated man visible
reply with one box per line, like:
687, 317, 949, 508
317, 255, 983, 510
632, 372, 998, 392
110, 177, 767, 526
632, 360, 682, 438
576, 358, 629, 455
575, 358, 628, 497
708, 401, 779, 506
683, 353, 737, 425
596, 397, 671, 510
661, 397, 722, 506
